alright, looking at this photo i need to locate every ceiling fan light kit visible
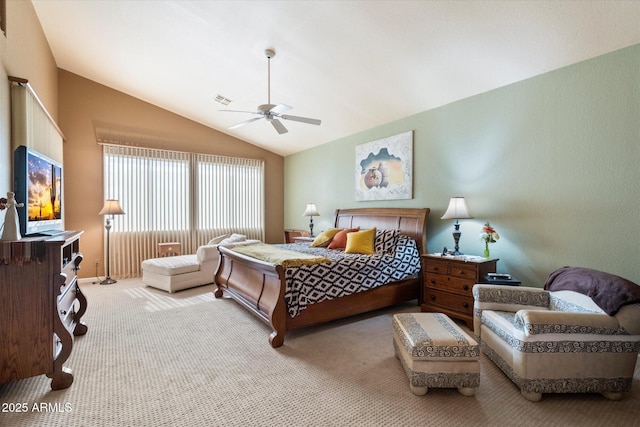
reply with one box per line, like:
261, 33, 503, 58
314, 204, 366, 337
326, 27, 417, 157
221, 48, 321, 135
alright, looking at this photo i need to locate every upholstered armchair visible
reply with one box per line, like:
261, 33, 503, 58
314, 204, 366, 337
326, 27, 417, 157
473, 267, 640, 401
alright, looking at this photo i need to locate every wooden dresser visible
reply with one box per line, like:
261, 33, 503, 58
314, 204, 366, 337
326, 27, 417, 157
421, 254, 497, 330
0, 231, 87, 390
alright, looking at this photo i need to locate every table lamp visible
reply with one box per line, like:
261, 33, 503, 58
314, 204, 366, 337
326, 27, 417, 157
302, 203, 320, 237
441, 197, 473, 255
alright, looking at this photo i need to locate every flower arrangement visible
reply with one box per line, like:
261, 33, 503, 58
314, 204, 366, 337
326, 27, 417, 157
480, 222, 499, 258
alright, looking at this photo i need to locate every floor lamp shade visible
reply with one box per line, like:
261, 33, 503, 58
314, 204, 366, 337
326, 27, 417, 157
302, 203, 320, 237
99, 199, 125, 285
441, 197, 473, 255
98, 199, 125, 216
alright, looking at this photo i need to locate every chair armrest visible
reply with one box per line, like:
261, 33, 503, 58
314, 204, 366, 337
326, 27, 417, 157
197, 245, 219, 263
516, 310, 622, 336
473, 285, 550, 312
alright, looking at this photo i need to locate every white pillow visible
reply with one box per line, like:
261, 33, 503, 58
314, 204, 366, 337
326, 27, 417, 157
207, 234, 230, 245
219, 233, 248, 245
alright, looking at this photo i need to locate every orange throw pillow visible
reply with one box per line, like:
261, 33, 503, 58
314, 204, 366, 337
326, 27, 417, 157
327, 227, 360, 249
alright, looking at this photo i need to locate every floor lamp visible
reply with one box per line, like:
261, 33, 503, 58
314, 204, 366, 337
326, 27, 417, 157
98, 199, 125, 285
441, 197, 473, 255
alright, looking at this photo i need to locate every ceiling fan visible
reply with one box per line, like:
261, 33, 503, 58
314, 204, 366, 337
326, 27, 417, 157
221, 49, 321, 135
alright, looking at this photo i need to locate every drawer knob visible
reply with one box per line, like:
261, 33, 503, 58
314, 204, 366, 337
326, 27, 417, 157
457, 270, 464, 275
462, 285, 469, 291
430, 295, 436, 301
463, 302, 469, 308
430, 279, 436, 284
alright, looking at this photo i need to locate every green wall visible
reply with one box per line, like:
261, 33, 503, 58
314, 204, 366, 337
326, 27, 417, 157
284, 44, 640, 286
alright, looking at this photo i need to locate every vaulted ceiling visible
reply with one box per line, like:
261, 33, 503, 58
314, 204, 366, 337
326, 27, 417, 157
32, 1, 640, 156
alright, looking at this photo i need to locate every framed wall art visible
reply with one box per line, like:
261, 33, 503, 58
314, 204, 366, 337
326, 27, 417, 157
355, 130, 413, 201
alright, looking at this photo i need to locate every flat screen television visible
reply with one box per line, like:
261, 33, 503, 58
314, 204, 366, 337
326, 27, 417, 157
13, 145, 64, 236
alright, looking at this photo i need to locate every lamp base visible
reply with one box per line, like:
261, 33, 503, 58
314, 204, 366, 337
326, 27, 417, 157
99, 277, 117, 285
452, 224, 463, 255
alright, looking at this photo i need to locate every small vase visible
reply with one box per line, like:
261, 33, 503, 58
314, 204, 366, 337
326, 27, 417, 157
483, 242, 490, 258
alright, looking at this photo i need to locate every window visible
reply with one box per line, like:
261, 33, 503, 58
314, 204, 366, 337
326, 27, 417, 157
103, 144, 264, 278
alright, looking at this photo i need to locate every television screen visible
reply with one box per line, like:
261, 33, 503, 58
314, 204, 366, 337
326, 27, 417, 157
13, 145, 64, 236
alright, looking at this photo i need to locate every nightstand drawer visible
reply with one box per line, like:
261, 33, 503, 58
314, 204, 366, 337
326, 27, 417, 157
424, 273, 473, 296
423, 259, 448, 274
424, 289, 474, 317
448, 263, 477, 279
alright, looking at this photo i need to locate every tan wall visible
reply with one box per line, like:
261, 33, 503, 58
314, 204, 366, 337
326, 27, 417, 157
58, 70, 284, 279
0, 1, 58, 225
0, 2, 283, 280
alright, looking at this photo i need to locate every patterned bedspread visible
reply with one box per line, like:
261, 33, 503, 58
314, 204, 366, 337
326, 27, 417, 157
278, 235, 421, 317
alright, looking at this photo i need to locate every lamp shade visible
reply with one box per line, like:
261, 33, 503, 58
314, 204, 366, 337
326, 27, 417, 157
302, 203, 320, 217
441, 197, 473, 220
98, 199, 125, 216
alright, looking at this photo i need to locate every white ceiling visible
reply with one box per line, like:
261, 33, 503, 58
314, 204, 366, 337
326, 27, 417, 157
32, 1, 640, 156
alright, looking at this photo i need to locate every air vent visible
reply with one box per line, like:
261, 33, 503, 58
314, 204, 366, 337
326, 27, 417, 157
214, 94, 232, 106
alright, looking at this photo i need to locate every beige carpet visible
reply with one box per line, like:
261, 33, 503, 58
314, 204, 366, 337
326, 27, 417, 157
1, 279, 639, 427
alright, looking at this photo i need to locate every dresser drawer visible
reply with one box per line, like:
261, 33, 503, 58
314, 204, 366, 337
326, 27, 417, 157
61, 262, 78, 289
424, 273, 473, 296
424, 288, 474, 317
58, 279, 78, 332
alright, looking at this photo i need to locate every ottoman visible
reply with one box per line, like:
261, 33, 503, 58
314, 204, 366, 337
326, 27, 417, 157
393, 312, 480, 396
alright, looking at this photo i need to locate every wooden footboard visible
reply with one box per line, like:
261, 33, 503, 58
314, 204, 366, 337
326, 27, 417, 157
214, 246, 288, 347
215, 207, 429, 348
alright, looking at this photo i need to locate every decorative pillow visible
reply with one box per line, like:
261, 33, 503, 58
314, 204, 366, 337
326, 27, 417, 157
345, 228, 377, 255
375, 229, 400, 254
207, 234, 230, 245
311, 228, 341, 247
543, 266, 640, 315
327, 227, 359, 250
219, 233, 247, 245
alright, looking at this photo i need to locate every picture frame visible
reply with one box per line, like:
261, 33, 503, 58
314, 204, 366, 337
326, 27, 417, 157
355, 130, 413, 201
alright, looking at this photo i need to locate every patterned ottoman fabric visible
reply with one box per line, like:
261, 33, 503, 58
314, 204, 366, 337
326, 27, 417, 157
393, 313, 480, 396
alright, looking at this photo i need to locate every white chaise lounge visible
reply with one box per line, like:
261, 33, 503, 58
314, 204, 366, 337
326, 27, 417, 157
141, 234, 258, 293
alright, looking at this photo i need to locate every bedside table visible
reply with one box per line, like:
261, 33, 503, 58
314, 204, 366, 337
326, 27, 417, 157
421, 255, 498, 330
293, 236, 314, 243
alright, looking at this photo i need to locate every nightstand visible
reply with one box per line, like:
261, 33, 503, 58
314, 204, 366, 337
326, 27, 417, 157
421, 255, 498, 330
293, 236, 314, 243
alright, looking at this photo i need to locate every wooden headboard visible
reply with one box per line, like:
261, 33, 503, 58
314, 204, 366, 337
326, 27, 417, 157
334, 208, 430, 254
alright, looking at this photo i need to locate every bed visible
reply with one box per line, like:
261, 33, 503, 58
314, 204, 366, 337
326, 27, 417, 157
214, 207, 430, 347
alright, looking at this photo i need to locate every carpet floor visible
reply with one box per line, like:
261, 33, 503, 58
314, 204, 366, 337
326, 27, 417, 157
1, 279, 639, 426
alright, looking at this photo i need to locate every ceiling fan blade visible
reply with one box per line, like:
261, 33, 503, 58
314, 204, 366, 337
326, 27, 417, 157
270, 118, 288, 134
269, 104, 292, 114
229, 117, 263, 130
220, 109, 261, 115
280, 114, 321, 126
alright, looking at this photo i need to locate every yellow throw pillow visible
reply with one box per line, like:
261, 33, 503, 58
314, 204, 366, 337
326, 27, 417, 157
344, 228, 377, 255
311, 228, 342, 247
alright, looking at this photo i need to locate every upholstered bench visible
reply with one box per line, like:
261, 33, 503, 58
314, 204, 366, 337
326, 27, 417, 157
392, 312, 480, 396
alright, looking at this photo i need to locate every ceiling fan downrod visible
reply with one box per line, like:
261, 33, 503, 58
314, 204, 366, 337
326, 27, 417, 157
266, 48, 275, 107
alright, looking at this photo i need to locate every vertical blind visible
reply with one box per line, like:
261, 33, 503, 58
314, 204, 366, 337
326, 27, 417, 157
103, 144, 265, 279
10, 81, 64, 163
